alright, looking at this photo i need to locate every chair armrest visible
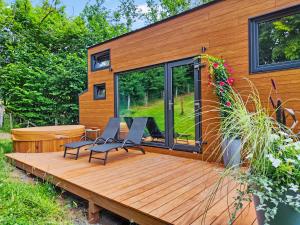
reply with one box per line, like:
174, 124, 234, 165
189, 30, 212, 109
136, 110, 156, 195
122, 139, 138, 147
103, 137, 119, 144
80, 135, 92, 141
93, 137, 105, 144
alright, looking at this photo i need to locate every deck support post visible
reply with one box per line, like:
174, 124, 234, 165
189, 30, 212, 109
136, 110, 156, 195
88, 201, 101, 224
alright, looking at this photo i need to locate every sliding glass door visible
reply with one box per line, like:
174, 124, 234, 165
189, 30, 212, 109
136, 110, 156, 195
115, 57, 201, 153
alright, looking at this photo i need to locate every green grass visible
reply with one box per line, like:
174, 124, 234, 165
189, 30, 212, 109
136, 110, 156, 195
124, 94, 196, 138
0, 115, 13, 133
0, 139, 72, 225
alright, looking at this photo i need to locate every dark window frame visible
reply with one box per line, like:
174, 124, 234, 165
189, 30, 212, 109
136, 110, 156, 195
114, 57, 202, 153
249, 5, 300, 74
91, 49, 111, 72
94, 83, 106, 100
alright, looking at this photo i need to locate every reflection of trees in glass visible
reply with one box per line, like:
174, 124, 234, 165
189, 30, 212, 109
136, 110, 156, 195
259, 13, 300, 65
118, 66, 165, 114
173, 65, 194, 116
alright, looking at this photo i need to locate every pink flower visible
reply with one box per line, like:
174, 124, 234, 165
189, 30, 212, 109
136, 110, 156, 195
219, 81, 225, 86
228, 67, 234, 74
226, 101, 231, 107
213, 63, 219, 69
227, 77, 235, 86
224, 63, 228, 68
220, 88, 224, 93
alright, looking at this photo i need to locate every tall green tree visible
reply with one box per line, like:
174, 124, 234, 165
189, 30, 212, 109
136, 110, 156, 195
0, 0, 128, 125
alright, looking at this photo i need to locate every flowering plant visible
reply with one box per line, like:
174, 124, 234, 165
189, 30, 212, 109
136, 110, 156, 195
232, 130, 300, 224
217, 87, 300, 225
200, 54, 238, 138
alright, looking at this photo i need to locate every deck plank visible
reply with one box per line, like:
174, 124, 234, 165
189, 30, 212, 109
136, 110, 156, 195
6, 151, 256, 225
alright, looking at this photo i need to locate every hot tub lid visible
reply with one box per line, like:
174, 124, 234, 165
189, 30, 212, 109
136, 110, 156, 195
12, 125, 85, 141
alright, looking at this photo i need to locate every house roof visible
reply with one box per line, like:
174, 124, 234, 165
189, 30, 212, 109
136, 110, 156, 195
87, 0, 223, 50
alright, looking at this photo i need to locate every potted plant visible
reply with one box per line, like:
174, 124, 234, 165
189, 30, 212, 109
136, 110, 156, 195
208, 80, 300, 225
201, 55, 242, 168
233, 130, 300, 225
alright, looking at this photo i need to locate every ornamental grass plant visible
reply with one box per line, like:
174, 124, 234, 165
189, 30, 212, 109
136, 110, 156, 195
200, 55, 300, 225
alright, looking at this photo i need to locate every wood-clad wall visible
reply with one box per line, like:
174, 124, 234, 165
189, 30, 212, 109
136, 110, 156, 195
80, 0, 300, 160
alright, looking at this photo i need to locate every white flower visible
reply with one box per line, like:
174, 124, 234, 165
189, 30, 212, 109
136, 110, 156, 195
270, 134, 280, 142
289, 184, 299, 192
279, 145, 286, 151
246, 153, 253, 159
272, 158, 282, 168
297, 155, 300, 161
278, 131, 289, 137
267, 154, 282, 168
292, 142, 300, 150
278, 131, 288, 137
284, 138, 293, 143
286, 158, 296, 164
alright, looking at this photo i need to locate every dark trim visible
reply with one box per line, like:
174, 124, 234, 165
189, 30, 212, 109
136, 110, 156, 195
167, 58, 202, 153
91, 49, 111, 72
87, 0, 223, 50
78, 89, 88, 96
94, 83, 106, 100
249, 5, 300, 74
114, 74, 119, 118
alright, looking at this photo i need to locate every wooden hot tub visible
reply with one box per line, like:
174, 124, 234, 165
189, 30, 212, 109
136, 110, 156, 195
12, 125, 85, 153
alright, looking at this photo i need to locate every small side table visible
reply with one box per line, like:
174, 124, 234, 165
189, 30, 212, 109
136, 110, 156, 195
85, 128, 101, 140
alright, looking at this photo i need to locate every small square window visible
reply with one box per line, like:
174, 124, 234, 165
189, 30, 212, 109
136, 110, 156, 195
249, 5, 300, 73
91, 50, 110, 71
94, 83, 106, 100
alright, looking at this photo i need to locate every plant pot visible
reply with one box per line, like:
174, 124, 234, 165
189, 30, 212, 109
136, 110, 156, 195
253, 194, 300, 225
221, 137, 241, 168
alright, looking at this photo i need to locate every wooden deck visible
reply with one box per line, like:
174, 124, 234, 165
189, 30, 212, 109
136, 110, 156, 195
6, 150, 257, 225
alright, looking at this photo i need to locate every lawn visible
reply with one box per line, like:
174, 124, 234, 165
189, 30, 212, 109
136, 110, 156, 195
126, 94, 196, 139
0, 139, 72, 225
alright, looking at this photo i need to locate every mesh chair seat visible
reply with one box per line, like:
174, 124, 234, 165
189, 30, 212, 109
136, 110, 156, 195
65, 141, 94, 149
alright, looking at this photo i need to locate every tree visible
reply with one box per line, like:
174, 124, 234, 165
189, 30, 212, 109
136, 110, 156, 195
142, 0, 213, 24
117, 0, 139, 30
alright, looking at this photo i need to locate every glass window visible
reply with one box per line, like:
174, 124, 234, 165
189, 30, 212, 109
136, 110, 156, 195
250, 6, 300, 73
91, 50, 110, 71
117, 65, 165, 145
94, 83, 106, 100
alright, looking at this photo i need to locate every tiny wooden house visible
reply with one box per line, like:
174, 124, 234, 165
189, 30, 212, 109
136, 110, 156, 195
79, 0, 300, 160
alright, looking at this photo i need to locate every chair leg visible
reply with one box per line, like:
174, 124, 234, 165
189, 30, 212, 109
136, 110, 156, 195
123, 147, 128, 152
89, 151, 93, 163
140, 147, 145, 154
115, 148, 119, 151
63, 147, 68, 158
75, 147, 80, 160
103, 152, 108, 165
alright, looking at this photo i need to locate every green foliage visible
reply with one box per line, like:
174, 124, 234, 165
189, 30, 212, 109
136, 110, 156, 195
0, 139, 71, 225
0, 0, 127, 126
143, 0, 214, 23
259, 13, 300, 64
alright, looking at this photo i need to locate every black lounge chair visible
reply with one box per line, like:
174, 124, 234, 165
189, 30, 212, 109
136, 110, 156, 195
88, 117, 148, 165
125, 116, 164, 141
63, 118, 120, 160
146, 117, 165, 141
